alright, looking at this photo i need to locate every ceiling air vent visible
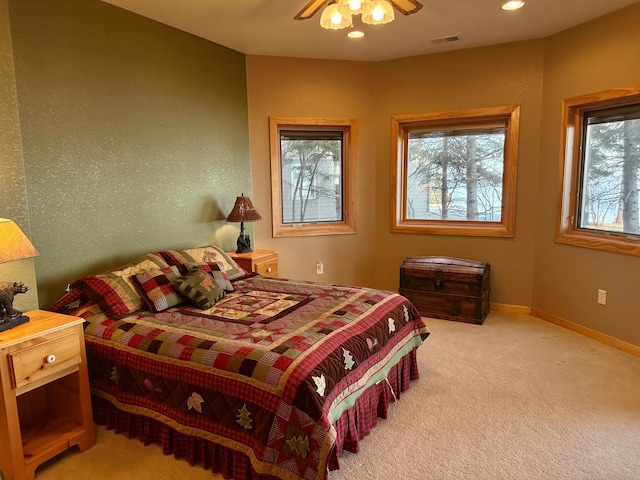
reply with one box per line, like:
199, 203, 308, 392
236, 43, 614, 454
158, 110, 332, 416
431, 35, 461, 45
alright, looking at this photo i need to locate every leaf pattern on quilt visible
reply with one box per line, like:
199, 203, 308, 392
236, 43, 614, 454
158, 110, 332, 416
250, 329, 271, 338
187, 392, 204, 413
67, 299, 81, 309
286, 434, 310, 459
236, 403, 253, 430
388, 318, 396, 334
110, 366, 118, 384
312, 374, 326, 397
342, 348, 355, 370
366, 337, 379, 350
403, 305, 409, 322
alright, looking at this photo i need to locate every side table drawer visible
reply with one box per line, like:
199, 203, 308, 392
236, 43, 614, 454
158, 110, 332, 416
255, 257, 278, 277
229, 250, 279, 278
9, 331, 82, 390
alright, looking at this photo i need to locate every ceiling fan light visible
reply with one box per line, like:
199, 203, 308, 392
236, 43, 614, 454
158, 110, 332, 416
320, 3, 352, 29
338, 0, 372, 15
362, 0, 394, 25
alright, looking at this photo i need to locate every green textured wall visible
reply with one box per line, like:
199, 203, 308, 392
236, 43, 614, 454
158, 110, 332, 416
9, 0, 252, 307
0, 0, 38, 312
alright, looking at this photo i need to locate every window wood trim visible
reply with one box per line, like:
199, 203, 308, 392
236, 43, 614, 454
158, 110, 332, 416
390, 105, 520, 237
556, 86, 640, 256
269, 116, 357, 238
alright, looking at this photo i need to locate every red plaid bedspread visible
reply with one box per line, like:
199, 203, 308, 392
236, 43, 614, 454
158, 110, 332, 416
52, 275, 429, 480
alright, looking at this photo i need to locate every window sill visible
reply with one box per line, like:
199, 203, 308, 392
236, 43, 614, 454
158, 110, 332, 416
391, 220, 514, 238
555, 230, 640, 257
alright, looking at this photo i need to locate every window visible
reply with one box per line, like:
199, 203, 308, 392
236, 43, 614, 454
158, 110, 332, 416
270, 117, 357, 237
391, 106, 520, 237
557, 87, 640, 256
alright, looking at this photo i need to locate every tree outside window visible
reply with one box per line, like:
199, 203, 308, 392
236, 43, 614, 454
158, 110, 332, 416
281, 134, 341, 223
406, 127, 505, 222
557, 86, 640, 256
391, 106, 520, 237
270, 117, 357, 238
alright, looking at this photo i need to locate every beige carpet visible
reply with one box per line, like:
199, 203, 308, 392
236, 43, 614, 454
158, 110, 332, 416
35, 311, 640, 480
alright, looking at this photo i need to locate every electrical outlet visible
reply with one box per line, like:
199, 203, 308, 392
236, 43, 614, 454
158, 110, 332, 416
316, 261, 324, 275
597, 289, 607, 305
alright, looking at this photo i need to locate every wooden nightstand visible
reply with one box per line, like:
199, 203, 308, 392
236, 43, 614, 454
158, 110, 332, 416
0, 310, 95, 480
229, 249, 278, 277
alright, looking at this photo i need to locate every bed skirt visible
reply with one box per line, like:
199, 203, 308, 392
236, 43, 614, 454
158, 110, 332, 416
92, 347, 420, 480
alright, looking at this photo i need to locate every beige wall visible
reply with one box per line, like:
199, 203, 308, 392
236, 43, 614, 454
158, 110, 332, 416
247, 41, 545, 306
247, 4, 640, 347
373, 42, 544, 306
246, 56, 379, 287
533, 4, 640, 345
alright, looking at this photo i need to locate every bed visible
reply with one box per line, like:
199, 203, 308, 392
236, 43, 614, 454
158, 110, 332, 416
50, 245, 430, 480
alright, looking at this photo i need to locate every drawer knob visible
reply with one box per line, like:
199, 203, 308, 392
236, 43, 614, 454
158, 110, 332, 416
46, 354, 57, 364
267, 267, 272, 273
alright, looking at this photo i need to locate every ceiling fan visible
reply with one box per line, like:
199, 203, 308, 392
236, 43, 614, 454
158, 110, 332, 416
294, 0, 423, 21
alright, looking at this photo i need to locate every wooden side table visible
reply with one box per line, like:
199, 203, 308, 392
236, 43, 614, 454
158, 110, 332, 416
229, 249, 278, 277
0, 310, 95, 480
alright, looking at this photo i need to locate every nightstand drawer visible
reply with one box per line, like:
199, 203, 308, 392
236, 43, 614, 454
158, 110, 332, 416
9, 331, 82, 390
255, 257, 278, 277
229, 250, 279, 278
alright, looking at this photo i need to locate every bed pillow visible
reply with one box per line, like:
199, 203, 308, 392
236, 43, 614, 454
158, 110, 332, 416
132, 266, 182, 312
160, 245, 246, 280
74, 273, 145, 319
108, 252, 171, 274
171, 268, 225, 310
185, 261, 234, 292
71, 254, 171, 318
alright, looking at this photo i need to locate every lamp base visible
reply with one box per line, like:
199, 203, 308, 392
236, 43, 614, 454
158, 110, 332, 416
0, 313, 29, 333
235, 232, 253, 254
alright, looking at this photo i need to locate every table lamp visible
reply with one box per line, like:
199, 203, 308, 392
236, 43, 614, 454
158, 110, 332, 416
0, 218, 39, 332
226, 194, 262, 254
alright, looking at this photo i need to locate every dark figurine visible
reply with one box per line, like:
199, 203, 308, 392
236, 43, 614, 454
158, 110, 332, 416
236, 232, 252, 253
0, 281, 29, 321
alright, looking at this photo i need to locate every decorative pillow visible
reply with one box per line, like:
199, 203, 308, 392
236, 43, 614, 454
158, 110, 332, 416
74, 273, 145, 319
109, 252, 171, 274
71, 254, 171, 319
171, 268, 225, 310
160, 245, 246, 280
185, 261, 234, 292
132, 266, 182, 312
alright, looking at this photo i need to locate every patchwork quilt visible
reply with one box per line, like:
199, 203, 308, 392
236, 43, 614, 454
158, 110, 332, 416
53, 274, 429, 480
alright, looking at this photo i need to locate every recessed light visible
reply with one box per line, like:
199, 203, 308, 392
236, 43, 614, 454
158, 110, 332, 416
347, 29, 365, 38
501, 0, 525, 10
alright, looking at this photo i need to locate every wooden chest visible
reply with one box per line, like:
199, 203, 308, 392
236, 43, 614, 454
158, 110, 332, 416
399, 256, 490, 324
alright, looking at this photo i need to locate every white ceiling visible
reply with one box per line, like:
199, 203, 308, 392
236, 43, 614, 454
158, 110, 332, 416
102, 0, 639, 62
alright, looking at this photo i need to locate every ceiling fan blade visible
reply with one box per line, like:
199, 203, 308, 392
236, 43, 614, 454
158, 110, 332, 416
388, 0, 423, 15
294, 0, 329, 20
